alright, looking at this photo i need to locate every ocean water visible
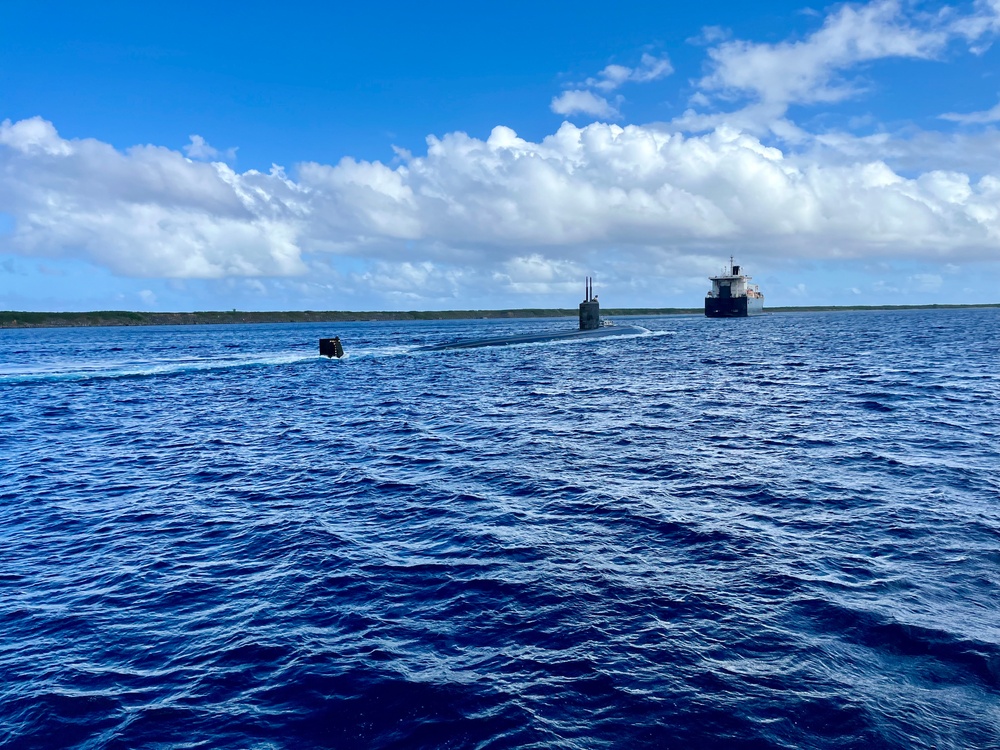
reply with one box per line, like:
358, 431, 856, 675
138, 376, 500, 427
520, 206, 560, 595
1, 309, 998, 749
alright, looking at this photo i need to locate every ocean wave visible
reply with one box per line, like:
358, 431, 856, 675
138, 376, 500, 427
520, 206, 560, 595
2, 310, 999, 748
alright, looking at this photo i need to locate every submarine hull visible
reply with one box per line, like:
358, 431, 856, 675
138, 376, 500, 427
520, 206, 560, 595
705, 297, 763, 318
414, 324, 648, 352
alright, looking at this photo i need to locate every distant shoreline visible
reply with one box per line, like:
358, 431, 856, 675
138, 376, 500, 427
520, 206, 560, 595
1, 304, 997, 329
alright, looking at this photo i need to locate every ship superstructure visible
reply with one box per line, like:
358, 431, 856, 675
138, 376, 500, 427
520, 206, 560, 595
705, 258, 764, 318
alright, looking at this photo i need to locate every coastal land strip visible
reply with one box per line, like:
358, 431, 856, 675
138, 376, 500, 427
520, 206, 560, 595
2, 304, 998, 329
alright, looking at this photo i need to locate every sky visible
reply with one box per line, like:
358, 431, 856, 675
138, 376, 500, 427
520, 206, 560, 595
2, 0, 1000, 312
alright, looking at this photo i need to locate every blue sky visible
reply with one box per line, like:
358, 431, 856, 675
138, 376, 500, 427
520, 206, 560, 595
2, 0, 1000, 311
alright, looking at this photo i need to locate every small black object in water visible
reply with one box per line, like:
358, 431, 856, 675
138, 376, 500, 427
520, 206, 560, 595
319, 337, 344, 358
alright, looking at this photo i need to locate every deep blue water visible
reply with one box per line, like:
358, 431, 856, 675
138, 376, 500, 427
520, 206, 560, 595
2, 309, 999, 749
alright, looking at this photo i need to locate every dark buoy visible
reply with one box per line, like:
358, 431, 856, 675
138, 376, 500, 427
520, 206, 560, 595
319, 337, 344, 358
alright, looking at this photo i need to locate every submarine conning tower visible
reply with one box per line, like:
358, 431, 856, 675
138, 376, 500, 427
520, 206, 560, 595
579, 277, 600, 330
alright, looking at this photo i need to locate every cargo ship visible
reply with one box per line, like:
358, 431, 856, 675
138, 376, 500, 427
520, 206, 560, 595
705, 258, 764, 318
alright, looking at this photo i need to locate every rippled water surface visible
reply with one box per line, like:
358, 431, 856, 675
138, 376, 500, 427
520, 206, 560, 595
2, 309, 999, 749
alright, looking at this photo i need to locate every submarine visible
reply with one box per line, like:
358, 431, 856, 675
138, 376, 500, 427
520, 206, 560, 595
319, 278, 648, 357
415, 278, 648, 351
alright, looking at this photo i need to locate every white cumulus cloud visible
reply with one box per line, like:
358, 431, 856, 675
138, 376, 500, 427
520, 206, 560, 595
552, 52, 672, 121
0, 117, 307, 279
585, 53, 674, 92
940, 98, 1000, 123
184, 134, 238, 162
700, 0, 949, 108
550, 90, 620, 118
689, 0, 1000, 137
2, 115, 1000, 304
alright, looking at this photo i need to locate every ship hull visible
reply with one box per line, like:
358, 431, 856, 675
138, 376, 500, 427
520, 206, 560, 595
705, 297, 763, 318
414, 324, 648, 352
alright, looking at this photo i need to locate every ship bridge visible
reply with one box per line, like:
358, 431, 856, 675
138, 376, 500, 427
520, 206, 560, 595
706, 257, 761, 300
705, 256, 764, 318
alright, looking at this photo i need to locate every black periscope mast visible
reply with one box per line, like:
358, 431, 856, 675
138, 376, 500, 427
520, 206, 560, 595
319, 278, 648, 358
705, 257, 764, 318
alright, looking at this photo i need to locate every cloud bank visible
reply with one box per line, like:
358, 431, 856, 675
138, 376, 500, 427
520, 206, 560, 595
2, 0, 1000, 306
2, 115, 999, 284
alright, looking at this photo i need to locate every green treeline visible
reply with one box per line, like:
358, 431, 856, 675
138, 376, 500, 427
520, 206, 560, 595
1, 303, 996, 328
0, 308, 697, 328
